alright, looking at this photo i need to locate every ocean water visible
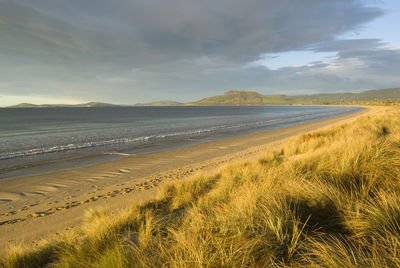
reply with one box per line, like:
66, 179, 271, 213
0, 106, 361, 179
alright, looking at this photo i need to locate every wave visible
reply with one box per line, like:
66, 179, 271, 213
0, 119, 278, 161
0, 107, 359, 161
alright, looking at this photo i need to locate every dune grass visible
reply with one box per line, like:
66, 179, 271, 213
3, 106, 400, 267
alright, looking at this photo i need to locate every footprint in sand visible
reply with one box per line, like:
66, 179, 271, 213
28, 211, 54, 218
0, 218, 25, 226
1, 211, 16, 216
20, 203, 39, 211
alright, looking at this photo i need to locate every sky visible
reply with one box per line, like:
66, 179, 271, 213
0, 0, 399, 106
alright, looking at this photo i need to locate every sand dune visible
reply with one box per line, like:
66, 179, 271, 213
0, 108, 367, 253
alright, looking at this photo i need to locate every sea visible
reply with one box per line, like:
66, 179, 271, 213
0, 105, 361, 180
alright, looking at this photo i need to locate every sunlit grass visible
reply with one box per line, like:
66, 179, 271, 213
3, 106, 400, 267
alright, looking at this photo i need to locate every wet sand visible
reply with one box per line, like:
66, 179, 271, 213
0, 107, 368, 253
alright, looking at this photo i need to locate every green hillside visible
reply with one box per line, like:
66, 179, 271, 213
188, 88, 400, 105
187, 90, 293, 105
292, 88, 400, 104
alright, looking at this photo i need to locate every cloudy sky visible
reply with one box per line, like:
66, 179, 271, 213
0, 0, 399, 105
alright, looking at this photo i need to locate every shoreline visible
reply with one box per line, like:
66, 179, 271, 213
0, 107, 369, 253
0, 105, 360, 181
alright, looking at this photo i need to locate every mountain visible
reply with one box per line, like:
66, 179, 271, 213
7, 103, 45, 108
187, 91, 293, 106
6, 101, 183, 108
188, 88, 400, 105
6, 102, 118, 108
5, 87, 400, 108
134, 101, 183, 106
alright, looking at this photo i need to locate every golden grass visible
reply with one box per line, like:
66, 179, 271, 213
3, 106, 400, 267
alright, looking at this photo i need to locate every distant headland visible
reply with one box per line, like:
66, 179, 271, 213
5, 87, 400, 108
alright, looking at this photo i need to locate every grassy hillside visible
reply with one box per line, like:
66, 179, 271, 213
3, 106, 400, 267
187, 90, 294, 106
293, 87, 400, 104
188, 88, 400, 105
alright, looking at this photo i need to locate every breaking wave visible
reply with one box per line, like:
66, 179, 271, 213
0, 119, 278, 160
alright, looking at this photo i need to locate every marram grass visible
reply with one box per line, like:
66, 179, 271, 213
3, 106, 400, 267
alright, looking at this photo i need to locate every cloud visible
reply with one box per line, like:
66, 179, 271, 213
1, 0, 383, 62
0, 0, 394, 104
310, 39, 385, 52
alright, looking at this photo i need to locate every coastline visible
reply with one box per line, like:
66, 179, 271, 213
0, 107, 369, 253
0, 105, 360, 181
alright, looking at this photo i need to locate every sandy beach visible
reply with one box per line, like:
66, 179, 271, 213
0, 107, 368, 253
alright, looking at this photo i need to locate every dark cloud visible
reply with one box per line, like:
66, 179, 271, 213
0, 0, 396, 104
1, 0, 383, 63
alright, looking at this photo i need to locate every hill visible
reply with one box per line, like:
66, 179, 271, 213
5, 87, 400, 108
6, 102, 118, 108
187, 90, 293, 106
188, 87, 400, 105
7, 103, 46, 108
6, 101, 182, 108
134, 101, 183, 106
292, 87, 400, 104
